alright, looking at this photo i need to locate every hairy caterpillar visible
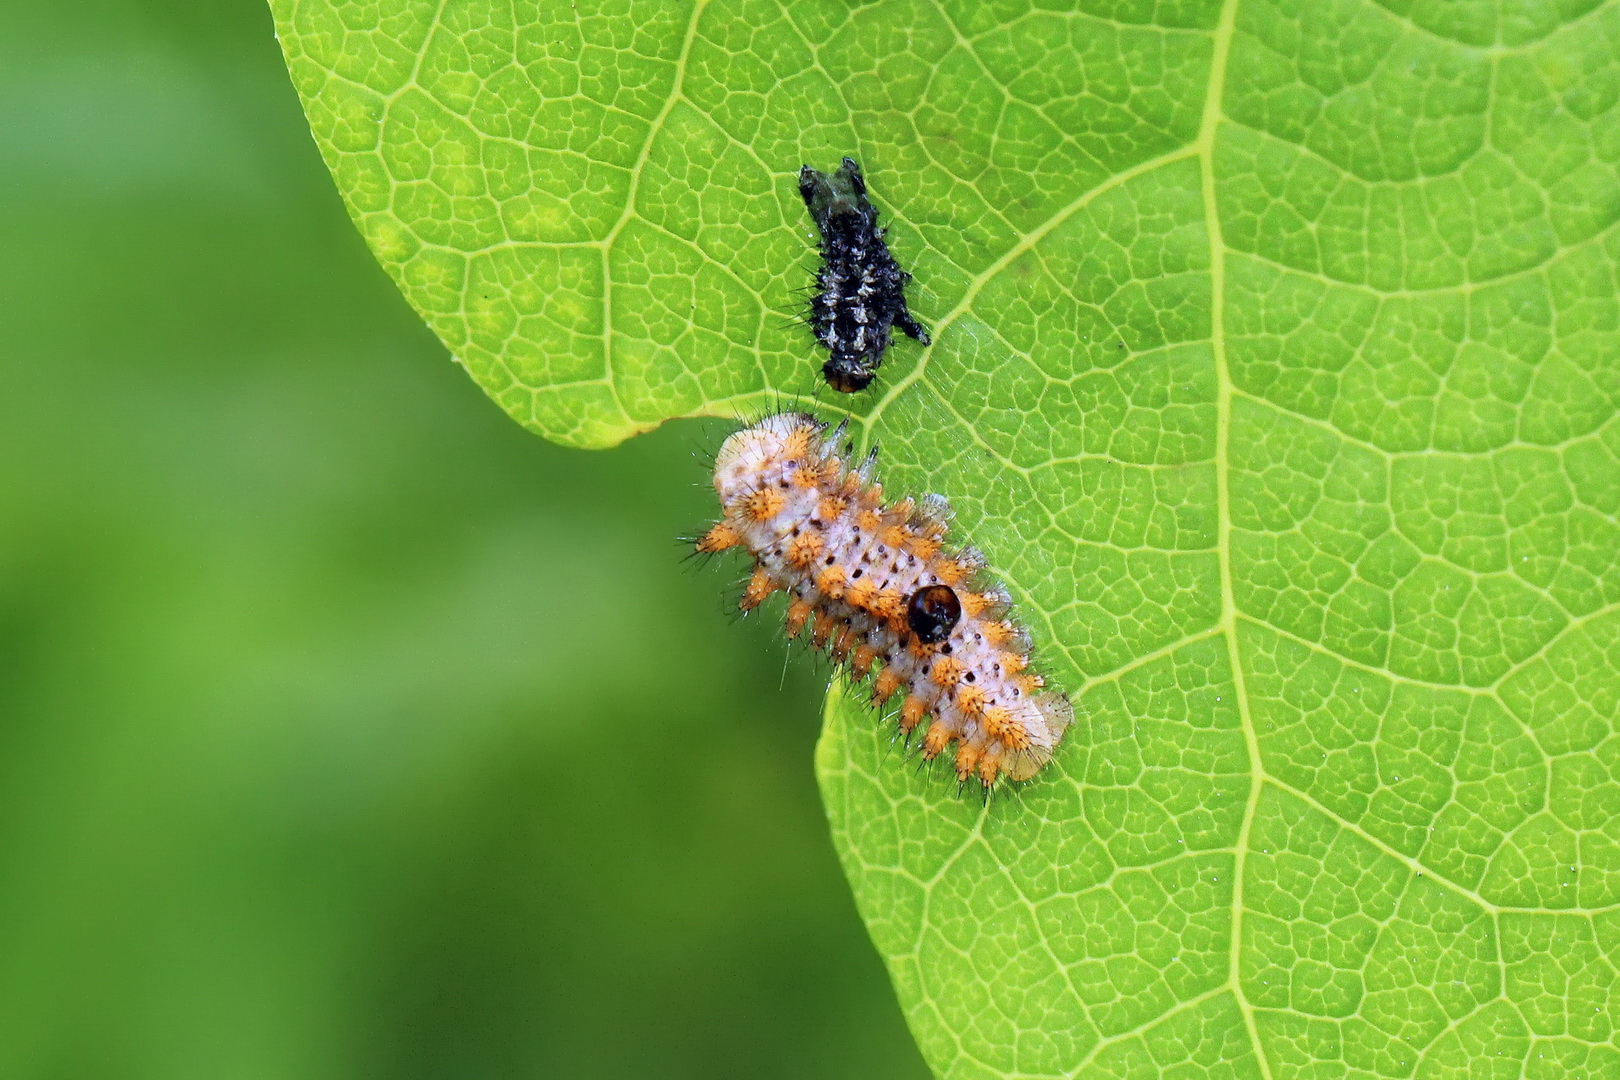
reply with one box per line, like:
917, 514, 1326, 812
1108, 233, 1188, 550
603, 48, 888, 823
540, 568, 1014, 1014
798, 158, 930, 393
697, 413, 1072, 788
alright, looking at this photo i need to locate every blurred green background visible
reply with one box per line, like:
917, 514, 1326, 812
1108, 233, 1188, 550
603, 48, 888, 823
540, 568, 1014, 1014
0, 2, 929, 1076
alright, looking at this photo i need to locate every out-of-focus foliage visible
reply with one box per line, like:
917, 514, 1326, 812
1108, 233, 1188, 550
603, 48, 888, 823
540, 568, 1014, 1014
0, 2, 927, 1077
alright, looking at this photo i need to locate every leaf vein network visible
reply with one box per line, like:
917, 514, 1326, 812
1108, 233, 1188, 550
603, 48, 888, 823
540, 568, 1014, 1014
598, 0, 709, 413
1361, 0, 1612, 51
862, 145, 1200, 438
1228, 221, 1620, 301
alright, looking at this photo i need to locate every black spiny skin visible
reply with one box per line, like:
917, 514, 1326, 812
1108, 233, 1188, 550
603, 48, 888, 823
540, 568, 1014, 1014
798, 157, 930, 393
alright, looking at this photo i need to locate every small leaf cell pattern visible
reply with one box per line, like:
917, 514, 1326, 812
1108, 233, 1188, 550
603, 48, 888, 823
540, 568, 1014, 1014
798, 158, 930, 393
698, 413, 1072, 788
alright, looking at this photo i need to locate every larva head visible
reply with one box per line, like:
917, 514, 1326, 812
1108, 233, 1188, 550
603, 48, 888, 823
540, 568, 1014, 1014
822, 355, 877, 393
906, 584, 961, 645
712, 412, 824, 503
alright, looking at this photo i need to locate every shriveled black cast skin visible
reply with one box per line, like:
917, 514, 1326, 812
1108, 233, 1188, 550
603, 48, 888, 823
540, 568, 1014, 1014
798, 157, 930, 393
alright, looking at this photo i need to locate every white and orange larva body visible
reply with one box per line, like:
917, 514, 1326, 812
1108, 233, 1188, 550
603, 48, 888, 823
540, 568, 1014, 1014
698, 412, 1072, 788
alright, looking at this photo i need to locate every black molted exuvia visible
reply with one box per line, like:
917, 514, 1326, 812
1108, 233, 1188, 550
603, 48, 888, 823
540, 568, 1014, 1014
798, 157, 930, 393
906, 584, 962, 645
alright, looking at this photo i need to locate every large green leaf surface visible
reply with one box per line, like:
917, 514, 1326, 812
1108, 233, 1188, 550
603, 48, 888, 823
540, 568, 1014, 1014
273, 0, 1620, 1075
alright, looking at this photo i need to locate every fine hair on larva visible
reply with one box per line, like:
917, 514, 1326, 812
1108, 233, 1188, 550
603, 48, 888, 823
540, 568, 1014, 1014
696, 411, 1072, 790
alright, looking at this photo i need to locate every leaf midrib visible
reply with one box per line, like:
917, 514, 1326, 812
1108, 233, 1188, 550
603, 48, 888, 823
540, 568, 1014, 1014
1197, 0, 1273, 1074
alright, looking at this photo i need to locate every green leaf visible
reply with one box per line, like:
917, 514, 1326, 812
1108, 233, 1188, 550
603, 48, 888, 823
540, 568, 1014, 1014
273, 0, 1620, 1076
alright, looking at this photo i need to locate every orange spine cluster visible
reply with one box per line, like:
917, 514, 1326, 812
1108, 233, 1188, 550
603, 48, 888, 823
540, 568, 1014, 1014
700, 413, 1071, 788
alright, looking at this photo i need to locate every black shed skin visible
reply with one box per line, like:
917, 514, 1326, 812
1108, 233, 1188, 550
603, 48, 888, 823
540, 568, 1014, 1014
797, 158, 930, 393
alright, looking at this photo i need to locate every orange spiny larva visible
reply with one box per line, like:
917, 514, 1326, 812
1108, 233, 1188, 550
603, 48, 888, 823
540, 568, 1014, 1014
704, 411, 1072, 789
